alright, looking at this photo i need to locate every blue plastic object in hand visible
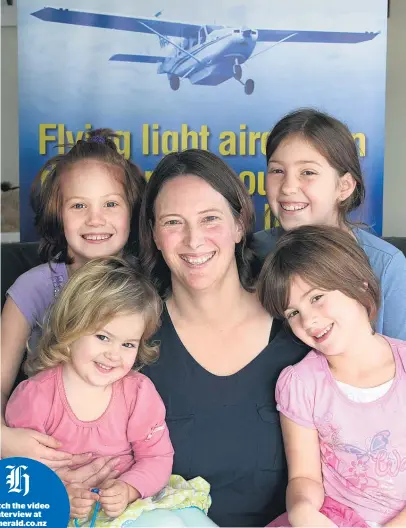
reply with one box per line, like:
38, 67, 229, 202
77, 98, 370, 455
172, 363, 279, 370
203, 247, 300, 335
74, 488, 100, 527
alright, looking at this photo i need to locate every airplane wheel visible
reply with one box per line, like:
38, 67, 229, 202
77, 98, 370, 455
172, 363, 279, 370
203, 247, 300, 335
169, 75, 180, 91
233, 64, 242, 80
244, 79, 255, 95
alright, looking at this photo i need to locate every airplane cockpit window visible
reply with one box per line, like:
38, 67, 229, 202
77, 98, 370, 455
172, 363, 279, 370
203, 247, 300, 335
199, 27, 207, 44
189, 35, 198, 48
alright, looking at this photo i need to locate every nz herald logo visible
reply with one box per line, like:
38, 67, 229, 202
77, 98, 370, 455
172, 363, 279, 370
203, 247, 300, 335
6, 465, 30, 497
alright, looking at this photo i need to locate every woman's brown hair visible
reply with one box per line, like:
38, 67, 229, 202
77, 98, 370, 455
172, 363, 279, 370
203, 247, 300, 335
139, 148, 258, 297
30, 128, 145, 263
258, 225, 380, 322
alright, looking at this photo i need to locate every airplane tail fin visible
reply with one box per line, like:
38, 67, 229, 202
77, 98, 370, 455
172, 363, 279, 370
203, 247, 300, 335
110, 53, 165, 63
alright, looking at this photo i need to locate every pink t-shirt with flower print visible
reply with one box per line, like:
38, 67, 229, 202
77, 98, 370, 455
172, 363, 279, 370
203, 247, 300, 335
276, 337, 406, 526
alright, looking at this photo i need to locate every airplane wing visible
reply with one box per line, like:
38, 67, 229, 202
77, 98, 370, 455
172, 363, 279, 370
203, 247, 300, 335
31, 7, 213, 39
31, 8, 378, 44
256, 29, 379, 44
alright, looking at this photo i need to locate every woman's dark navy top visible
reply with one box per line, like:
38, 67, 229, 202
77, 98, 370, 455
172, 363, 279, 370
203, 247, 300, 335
142, 307, 308, 527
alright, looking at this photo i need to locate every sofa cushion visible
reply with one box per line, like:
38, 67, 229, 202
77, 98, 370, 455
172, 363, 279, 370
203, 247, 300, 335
1, 242, 41, 309
384, 237, 406, 256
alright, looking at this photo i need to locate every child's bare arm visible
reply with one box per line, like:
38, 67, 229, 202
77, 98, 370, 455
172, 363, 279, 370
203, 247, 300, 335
1, 297, 31, 422
383, 508, 406, 527
281, 414, 335, 527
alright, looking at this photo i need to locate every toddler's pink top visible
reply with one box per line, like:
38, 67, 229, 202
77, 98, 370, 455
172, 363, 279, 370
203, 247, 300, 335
6, 366, 174, 498
276, 337, 406, 525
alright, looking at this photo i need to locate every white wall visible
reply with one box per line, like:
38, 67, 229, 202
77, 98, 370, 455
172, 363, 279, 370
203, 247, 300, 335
1, 26, 19, 188
1, 3, 405, 235
383, 0, 406, 236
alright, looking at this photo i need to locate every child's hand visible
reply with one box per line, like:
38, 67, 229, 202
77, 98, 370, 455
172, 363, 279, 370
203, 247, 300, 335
289, 502, 337, 527
99, 479, 140, 518
66, 483, 99, 519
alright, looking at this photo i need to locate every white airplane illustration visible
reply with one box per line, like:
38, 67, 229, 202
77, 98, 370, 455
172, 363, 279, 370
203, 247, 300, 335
32, 7, 379, 95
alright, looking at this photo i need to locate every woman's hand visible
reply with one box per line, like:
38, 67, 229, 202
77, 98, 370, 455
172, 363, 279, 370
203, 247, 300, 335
1, 425, 73, 469
61, 457, 122, 520
57, 456, 122, 488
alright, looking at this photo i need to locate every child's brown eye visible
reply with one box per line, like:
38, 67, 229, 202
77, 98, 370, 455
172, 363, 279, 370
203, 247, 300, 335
311, 295, 323, 304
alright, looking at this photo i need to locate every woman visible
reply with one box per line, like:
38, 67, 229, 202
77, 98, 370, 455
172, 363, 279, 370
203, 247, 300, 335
139, 149, 309, 527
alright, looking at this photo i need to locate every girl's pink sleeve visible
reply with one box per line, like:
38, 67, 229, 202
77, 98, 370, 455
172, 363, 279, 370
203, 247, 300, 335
119, 375, 174, 498
275, 365, 316, 429
5, 378, 51, 432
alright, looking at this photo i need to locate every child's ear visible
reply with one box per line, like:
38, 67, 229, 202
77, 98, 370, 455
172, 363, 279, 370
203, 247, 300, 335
361, 281, 369, 291
339, 173, 357, 201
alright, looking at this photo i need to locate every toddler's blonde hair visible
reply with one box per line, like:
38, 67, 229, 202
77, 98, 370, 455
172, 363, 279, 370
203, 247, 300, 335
25, 257, 162, 376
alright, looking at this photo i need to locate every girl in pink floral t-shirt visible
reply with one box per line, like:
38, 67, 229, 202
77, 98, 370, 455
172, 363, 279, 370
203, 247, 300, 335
258, 225, 406, 528
6, 257, 174, 522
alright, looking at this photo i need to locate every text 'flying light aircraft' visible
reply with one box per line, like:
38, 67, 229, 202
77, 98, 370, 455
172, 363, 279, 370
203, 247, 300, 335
32, 7, 379, 95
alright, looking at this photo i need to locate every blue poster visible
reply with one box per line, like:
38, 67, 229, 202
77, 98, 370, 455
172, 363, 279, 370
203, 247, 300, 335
18, 0, 387, 240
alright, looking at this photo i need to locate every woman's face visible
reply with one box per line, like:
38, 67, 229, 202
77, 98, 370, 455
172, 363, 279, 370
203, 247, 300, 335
153, 175, 243, 292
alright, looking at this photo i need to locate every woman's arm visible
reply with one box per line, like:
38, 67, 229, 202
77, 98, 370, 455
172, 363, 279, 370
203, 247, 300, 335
1, 297, 31, 421
2, 330, 72, 468
281, 414, 336, 527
